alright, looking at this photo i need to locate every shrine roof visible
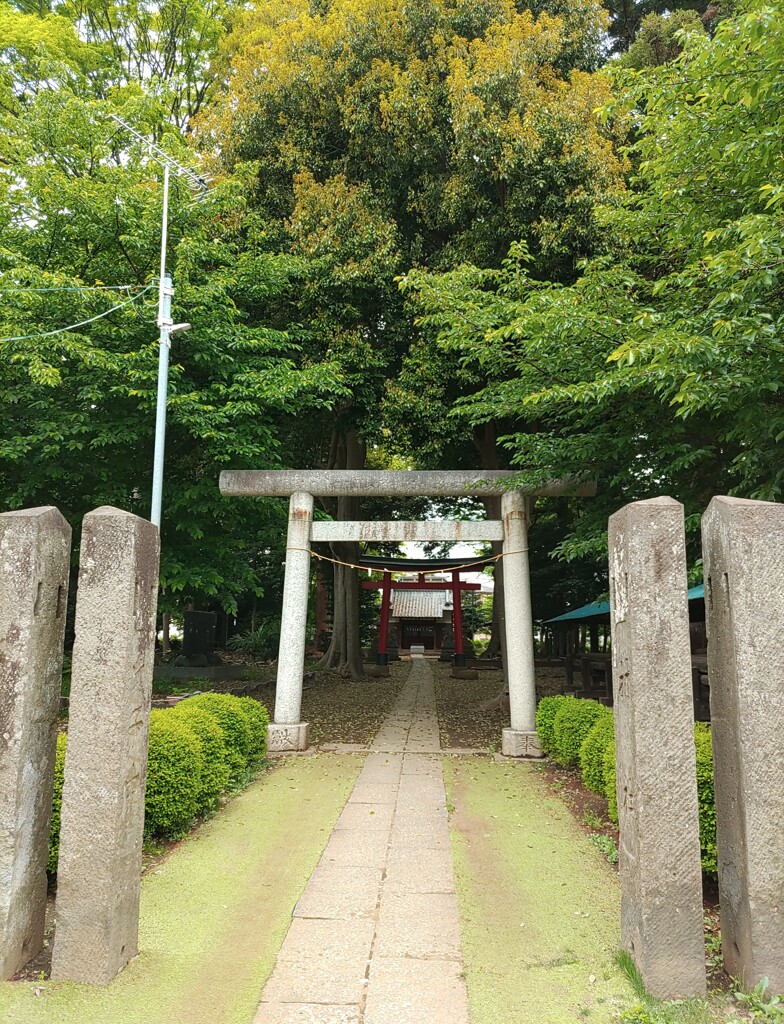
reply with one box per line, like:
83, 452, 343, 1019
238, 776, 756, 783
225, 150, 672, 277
357, 555, 493, 573
392, 590, 451, 619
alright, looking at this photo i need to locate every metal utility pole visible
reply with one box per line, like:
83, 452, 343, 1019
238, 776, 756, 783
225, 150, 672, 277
108, 114, 208, 529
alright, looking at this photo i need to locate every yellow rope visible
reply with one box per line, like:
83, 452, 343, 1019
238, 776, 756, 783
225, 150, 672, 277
285, 547, 529, 575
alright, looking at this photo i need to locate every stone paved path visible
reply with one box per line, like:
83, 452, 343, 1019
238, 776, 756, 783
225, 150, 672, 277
252, 657, 470, 1024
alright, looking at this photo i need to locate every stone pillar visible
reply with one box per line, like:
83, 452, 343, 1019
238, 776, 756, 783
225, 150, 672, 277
0, 507, 71, 980
500, 491, 541, 758
608, 497, 705, 998
703, 496, 784, 992
51, 507, 159, 985
269, 491, 313, 752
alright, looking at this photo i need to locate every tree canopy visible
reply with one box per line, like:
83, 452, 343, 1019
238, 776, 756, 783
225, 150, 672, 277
2, 0, 782, 631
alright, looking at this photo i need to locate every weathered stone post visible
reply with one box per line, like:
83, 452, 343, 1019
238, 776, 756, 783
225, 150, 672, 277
269, 491, 313, 752
0, 507, 71, 980
500, 490, 541, 758
51, 507, 159, 985
608, 497, 705, 998
703, 496, 784, 993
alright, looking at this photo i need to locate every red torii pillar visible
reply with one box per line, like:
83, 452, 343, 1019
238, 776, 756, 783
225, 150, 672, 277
362, 572, 480, 666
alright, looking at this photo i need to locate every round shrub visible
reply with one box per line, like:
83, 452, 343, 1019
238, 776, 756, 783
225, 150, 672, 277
185, 693, 252, 781
173, 703, 231, 814
603, 738, 618, 825
579, 710, 615, 795
694, 722, 717, 877
235, 697, 270, 767
535, 695, 571, 755
47, 731, 67, 874
553, 698, 606, 767
145, 709, 203, 838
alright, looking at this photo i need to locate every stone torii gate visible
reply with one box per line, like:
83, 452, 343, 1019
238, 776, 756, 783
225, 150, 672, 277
220, 470, 594, 755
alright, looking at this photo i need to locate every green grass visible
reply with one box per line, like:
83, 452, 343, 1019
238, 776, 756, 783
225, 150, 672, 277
444, 757, 635, 1023
0, 754, 361, 1024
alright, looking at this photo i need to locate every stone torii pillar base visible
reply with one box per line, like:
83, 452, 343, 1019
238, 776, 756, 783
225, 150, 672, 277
268, 722, 311, 753
501, 729, 543, 758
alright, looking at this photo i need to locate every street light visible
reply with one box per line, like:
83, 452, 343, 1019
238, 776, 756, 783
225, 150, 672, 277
108, 114, 208, 529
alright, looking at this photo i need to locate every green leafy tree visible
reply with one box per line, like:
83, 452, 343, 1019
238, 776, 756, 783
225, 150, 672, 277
0, 85, 347, 613
400, 0, 784, 565
197, 0, 627, 665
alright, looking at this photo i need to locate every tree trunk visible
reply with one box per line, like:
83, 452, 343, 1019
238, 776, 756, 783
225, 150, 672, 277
162, 612, 171, 657
315, 428, 366, 678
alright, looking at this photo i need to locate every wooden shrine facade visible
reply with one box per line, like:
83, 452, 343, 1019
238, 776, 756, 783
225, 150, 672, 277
359, 556, 486, 665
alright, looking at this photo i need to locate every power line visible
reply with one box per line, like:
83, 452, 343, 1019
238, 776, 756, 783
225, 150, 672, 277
0, 283, 151, 294
0, 284, 155, 343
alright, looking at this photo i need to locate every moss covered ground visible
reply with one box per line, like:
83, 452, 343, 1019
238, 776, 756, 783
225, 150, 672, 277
0, 754, 360, 1024
444, 756, 635, 1024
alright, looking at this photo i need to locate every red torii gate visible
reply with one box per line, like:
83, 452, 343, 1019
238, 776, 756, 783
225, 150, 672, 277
360, 556, 486, 667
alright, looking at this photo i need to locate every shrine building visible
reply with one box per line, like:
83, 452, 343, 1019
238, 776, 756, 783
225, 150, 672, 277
359, 555, 492, 662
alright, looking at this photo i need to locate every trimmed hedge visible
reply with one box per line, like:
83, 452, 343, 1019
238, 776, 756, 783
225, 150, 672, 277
603, 738, 618, 825
553, 698, 607, 767
579, 710, 615, 796
535, 695, 571, 755
47, 732, 67, 874
145, 709, 203, 837
172, 703, 231, 813
185, 692, 252, 781
535, 694, 718, 878
235, 696, 270, 768
47, 692, 271, 872
695, 722, 717, 875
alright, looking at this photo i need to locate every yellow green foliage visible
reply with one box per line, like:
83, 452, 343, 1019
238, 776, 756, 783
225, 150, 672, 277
535, 694, 571, 755
235, 696, 270, 767
603, 738, 618, 825
46, 694, 271, 869
46, 731, 67, 875
145, 709, 204, 838
578, 709, 614, 795
552, 696, 606, 767
172, 703, 232, 812
198, 0, 625, 271
184, 692, 252, 781
694, 722, 716, 877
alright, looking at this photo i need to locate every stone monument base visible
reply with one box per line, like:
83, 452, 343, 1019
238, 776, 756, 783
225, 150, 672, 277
501, 729, 543, 759
268, 722, 310, 752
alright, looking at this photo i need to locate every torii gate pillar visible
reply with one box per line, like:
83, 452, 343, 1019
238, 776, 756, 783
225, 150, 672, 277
272, 491, 313, 752
220, 470, 595, 754
500, 491, 540, 757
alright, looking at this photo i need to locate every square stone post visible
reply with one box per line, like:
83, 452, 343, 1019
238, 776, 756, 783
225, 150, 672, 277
0, 507, 71, 980
51, 507, 159, 985
609, 497, 705, 998
269, 491, 313, 753
703, 496, 784, 992
500, 491, 541, 758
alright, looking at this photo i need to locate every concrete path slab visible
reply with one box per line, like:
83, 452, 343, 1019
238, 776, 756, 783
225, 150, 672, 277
252, 658, 469, 1024
363, 958, 469, 1024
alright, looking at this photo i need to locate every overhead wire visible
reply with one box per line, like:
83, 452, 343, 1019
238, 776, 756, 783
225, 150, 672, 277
0, 284, 152, 294
0, 284, 156, 343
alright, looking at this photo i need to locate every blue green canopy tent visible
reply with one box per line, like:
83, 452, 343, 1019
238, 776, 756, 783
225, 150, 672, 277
543, 585, 705, 625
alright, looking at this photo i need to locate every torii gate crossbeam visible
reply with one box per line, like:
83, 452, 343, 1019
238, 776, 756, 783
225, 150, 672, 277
219, 470, 596, 756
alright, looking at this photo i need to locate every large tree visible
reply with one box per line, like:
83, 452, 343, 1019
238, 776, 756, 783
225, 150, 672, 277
196, 0, 625, 661
399, 0, 784, 571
